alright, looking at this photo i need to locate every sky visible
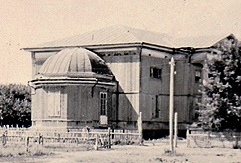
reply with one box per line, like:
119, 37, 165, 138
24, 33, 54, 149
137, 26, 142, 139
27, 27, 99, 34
0, 0, 241, 85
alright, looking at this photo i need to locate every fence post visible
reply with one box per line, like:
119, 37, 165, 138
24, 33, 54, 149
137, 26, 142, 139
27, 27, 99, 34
233, 136, 238, 148
39, 134, 43, 145
38, 133, 44, 152
25, 136, 29, 152
108, 127, 111, 148
2, 133, 6, 147
207, 131, 211, 147
87, 127, 90, 141
57, 133, 60, 142
138, 112, 143, 145
186, 128, 190, 147
94, 134, 99, 150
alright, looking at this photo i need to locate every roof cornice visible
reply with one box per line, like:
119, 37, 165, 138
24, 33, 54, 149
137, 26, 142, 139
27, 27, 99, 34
22, 42, 178, 54
21, 42, 143, 52
22, 42, 215, 55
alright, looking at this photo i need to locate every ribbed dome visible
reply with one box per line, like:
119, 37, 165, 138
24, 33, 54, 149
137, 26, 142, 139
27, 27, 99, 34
39, 48, 112, 77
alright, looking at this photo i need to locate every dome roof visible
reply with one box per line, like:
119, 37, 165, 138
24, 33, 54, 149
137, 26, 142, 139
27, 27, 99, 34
38, 48, 112, 77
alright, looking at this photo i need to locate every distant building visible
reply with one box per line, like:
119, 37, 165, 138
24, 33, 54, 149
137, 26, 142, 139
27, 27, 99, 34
23, 26, 238, 135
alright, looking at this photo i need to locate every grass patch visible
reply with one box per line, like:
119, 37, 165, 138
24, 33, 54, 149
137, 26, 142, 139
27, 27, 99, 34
0, 145, 52, 157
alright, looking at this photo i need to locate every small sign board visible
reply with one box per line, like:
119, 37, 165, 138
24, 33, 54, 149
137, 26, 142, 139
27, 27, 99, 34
100, 115, 108, 125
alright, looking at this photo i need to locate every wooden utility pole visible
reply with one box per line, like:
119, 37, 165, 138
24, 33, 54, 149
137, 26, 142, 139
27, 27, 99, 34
169, 57, 175, 152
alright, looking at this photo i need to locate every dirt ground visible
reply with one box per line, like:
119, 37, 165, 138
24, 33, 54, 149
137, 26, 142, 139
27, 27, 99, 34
0, 140, 241, 163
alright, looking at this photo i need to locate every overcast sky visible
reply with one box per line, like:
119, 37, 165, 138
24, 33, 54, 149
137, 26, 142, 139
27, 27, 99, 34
0, 0, 241, 85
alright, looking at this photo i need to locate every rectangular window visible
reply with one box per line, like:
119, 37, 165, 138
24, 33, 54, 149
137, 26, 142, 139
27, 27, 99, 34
47, 87, 61, 117
100, 92, 107, 115
150, 67, 162, 79
195, 70, 202, 83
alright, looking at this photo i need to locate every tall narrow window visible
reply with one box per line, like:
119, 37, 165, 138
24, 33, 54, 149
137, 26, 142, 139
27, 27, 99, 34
155, 95, 160, 118
47, 87, 61, 117
150, 67, 162, 79
100, 92, 107, 115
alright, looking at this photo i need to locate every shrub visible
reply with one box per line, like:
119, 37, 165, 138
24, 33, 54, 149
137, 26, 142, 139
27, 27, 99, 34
0, 84, 31, 127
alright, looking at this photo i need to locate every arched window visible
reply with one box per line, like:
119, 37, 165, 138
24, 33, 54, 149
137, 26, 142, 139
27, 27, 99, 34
100, 92, 107, 116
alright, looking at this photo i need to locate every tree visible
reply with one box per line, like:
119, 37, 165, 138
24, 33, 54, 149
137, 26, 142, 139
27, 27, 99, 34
198, 37, 241, 131
0, 84, 31, 127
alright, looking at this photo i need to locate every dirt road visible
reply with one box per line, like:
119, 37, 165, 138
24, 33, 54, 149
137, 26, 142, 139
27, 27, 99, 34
0, 140, 241, 163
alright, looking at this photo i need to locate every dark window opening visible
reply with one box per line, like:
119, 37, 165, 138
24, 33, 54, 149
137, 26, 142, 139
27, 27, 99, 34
195, 70, 201, 83
150, 67, 162, 79
155, 95, 160, 118
100, 92, 107, 115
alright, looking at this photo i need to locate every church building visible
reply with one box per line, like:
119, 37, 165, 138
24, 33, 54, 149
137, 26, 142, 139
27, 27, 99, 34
23, 26, 238, 135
